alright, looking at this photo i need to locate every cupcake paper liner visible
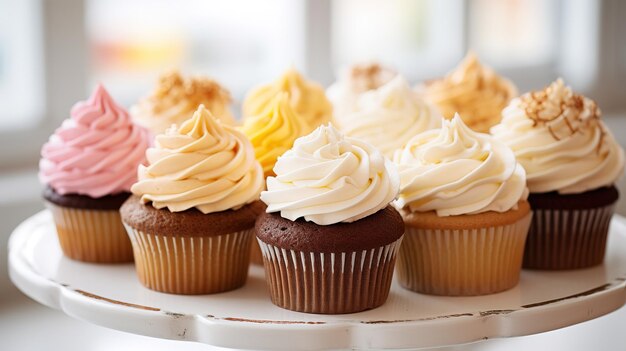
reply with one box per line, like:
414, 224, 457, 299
124, 226, 254, 294
249, 240, 264, 265
396, 213, 532, 296
46, 202, 133, 263
523, 205, 615, 270
258, 237, 402, 314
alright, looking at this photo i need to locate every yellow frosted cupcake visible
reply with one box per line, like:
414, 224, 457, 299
242, 68, 332, 132
241, 93, 310, 178
421, 53, 517, 133
131, 70, 236, 135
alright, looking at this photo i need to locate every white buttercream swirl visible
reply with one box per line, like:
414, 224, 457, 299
394, 114, 528, 216
327, 62, 397, 117
336, 76, 441, 158
260, 124, 400, 225
491, 79, 624, 194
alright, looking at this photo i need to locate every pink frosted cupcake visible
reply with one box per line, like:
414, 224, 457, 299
39, 85, 150, 263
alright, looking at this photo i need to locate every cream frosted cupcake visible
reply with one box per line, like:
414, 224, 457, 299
394, 115, 530, 296
256, 124, 403, 314
336, 75, 441, 158
491, 79, 624, 269
131, 70, 236, 135
121, 105, 264, 294
421, 52, 517, 133
39, 85, 150, 263
242, 68, 333, 132
327, 62, 396, 117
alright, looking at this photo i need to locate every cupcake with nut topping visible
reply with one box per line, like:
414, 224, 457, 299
491, 79, 624, 269
131, 70, 236, 135
394, 115, 531, 296
256, 124, 403, 314
421, 52, 517, 133
121, 105, 264, 294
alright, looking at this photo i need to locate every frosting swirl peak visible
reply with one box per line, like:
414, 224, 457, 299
327, 62, 397, 117
39, 84, 150, 198
337, 76, 441, 158
261, 124, 400, 225
422, 52, 517, 132
131, 70, 235, 135
131, 105, 263, 213
241, 93, 310, 177
243, 68, 333, 132
491, 79, 624, 194
394, 114, 528, 216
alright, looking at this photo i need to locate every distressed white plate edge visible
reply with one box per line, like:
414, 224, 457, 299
8, 211, 626, 350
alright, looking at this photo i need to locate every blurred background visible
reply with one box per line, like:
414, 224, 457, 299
1, 0, 626, 350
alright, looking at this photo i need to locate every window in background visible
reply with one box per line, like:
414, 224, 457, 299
0, 0, 44, 131
469, 0, 559, 68
87, 0, 301, 106
331, 0, 464, 80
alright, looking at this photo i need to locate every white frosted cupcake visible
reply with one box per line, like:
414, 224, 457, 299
394, 115, 531, 296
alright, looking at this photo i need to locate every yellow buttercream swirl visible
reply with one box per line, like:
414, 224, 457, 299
241, 93, 310, 177
131, 105, 263, 213
131, 71, 236, 135
242, 68, 333, 132
422, 53, 517, 133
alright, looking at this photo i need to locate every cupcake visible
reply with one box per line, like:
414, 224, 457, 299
131, 70, 235, 135
394, 115, 531, 296
327, 62, 396, 117
242, 68, 333, 132
491, 79, 624, 269
335, 75, 441, 158
121, 105, 264, 294
39, 85, 150, 263
421, 52, 517, 133
257, 124, 403, 314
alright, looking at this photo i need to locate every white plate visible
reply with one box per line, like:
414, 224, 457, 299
8, 211, 626, 350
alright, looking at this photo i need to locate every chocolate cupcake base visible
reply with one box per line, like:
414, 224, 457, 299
256, 207, 405, 314
523, 186, 618, 270
258, 237, 402, 314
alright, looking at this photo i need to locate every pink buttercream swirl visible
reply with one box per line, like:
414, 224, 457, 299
39, 84, 150, 198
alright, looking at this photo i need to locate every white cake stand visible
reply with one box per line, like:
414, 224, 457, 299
8, 211, 626, 350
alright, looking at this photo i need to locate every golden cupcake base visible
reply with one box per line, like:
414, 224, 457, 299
397, 202, 532, 296
125, 227, 254, 295
46, 203, 133, 263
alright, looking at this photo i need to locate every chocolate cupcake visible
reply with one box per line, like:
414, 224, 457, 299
257, 125, 403, 314
39, 85, 150, 263
491, 79, 625, 269
394, 115, 531, 296
121, 105, 264, 294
